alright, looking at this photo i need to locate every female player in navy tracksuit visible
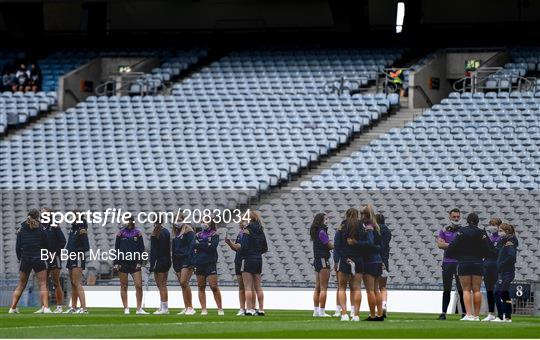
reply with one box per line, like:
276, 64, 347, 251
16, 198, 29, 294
360, 204, 384, 321
493, 223, 518, 323
376, 213, 392, 318
240, 211, 268, 316
41, 207, 67, 313
482, 217, 502, 321
114, 216, 147, 315
194, 220, 223, 315
447, 212, 491, 321
333, 226, 355, 318
9, 209, 50, 314
336, 208, 364, 321
225, 218, 252, 316
172, 217, 196, 315
310, 213, 333, 317
149, 220, 171, 314
64, 213, 90, 313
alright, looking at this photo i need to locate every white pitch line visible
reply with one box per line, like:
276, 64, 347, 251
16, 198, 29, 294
2, 318, 537, 331
0, 320, 322, 331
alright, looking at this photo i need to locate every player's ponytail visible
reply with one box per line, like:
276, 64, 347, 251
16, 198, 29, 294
345, 208, 359, 237
310, 213, 326, 241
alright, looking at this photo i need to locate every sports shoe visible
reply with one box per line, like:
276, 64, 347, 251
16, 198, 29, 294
136, 309, 149, 315
490, 317, 504, 322
319, 311, 332, 317
482, 314, 496, 322
153, 309, 169, 315
34, 306, 45, 314
76, 308, 89, 314
333, 310, 341, 317
460, 315, 475, 321
313, 311, 320, 317
437, 313, 446, 320
365, 316, 377, 321
8, 308, 19, 314
218, 309, 225, 316
244, 309, 256, 316
43, 307, 53, 314
124, 308, 130, 315
63, 308, 77, 314
184, 308, 196, 316
374, 316, 385, 321
54, 306, 63, 313
351, 315, 360, 322
236, 309, 245, 316
256, 310, 265, 316
504, 318, 512, 323
340, 314, 350, 322
200, 309, 208, 316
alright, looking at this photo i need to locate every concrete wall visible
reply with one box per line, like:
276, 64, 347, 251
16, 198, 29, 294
409, 53, 451, 109
409, 50, 510, 108
59, 57, 159, 110
446, 52, 499, 79
58, 58, 102, 111
84, 286, 462, 314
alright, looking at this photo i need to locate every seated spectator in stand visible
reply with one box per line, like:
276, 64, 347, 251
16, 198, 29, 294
2, 66, 16, 92
26, 63, 41, 92
13, 63, 28, 92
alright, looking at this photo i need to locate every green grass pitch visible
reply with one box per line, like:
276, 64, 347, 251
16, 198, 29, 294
0, 308, 538, 338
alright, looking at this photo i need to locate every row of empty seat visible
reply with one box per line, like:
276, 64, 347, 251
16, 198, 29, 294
301, 92, 540, 190
486, 47, 539, 90
173, 48, 403, 96
0, 91, 56, 134
0, 48, 207, 134
39, 48, 187, 92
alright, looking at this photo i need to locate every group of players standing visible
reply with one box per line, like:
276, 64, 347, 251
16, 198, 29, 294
9, 208, 90, 314
436, 208, 518, 322
147, 210, 268, 316
9, 209, 268, 316
8, 204, 518, 322
309, 206, 518, 323
309, 204, 391, 321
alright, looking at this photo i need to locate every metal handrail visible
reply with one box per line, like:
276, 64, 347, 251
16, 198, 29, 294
322, 76, 369, 95
453, 66, 504, 93
379, 68, 411, 95
95, 80, 115, 96
454, 73, 537, 93
95, 72, 151, 96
